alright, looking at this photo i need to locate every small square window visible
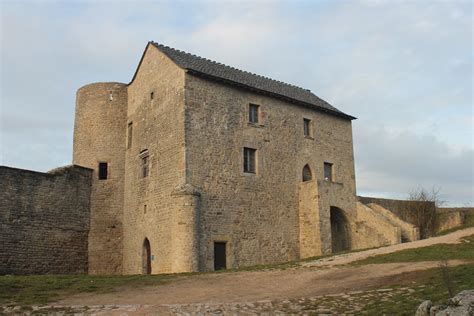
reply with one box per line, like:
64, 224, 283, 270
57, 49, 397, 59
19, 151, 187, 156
98, 162, 108, 180
249, 104, 259, 124
304, 118, 311, 137
243, 147, 257, 173
324, 162, 333, 181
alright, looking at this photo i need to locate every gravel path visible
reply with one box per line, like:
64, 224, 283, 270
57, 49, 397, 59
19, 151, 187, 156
57, 228, 474, 307
6, 227, 472, 315
303, 227, 474, 268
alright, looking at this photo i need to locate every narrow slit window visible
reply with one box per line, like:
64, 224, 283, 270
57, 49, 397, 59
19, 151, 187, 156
150, 92, 154, 100
302, 164, 312, 182
324, 162, 333, 181
243, 147, 256, 173
249, 103, 259, 124
140, 151, 150, 178
127, 122, 133, 149
304, 118, 311, 137
98, 162, 108, 180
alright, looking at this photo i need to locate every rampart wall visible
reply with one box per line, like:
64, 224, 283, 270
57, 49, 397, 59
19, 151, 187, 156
0, 165, 92, 275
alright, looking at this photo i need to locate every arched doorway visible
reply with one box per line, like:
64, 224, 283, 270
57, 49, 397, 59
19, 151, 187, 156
142, 238, 151, 275
330, 207, 351, 253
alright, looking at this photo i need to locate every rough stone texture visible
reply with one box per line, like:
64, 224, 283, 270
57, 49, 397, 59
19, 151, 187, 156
3, 42, 430, 276
436, 207, 474, 233
299, 181, 322, 258
367, 203, 420, 241
184, 72, 357, 270
358, 196, 436, 238
417, 290, 474, 316
73, 82, 128, 275
415, 300, 432, 316
351, 202, 401, 249
122, 45, 187, 274
0, 165, 92, 275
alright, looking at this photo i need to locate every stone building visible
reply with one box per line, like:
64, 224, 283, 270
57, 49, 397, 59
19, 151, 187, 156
2, 42, 435, 275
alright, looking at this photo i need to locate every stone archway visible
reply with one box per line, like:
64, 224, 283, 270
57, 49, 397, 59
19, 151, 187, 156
142, 238, 151, 275
330, 206, 351, 253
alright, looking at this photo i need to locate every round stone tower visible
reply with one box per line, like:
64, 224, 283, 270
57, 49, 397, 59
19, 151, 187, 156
73, 82, 128, 275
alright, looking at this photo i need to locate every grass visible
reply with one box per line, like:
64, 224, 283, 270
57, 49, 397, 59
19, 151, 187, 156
277, 263, 474, 315
2, 234, 473, 308
0, 248, 368, 307
360, 263, 474, 315
353, 235, 474, 265
0, 274, 174, 306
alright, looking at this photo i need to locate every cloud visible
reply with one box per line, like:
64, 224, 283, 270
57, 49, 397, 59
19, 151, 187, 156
354, 125, 474, 205
0, 0, 472, 205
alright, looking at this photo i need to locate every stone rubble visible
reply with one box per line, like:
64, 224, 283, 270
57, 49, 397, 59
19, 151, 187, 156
1, 287, 424, 315
416, 290, 474, 316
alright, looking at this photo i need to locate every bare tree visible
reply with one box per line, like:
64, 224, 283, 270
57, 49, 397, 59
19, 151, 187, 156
406, 186, 444, 238
408, 186, 445, 207
439, 260, 455, 297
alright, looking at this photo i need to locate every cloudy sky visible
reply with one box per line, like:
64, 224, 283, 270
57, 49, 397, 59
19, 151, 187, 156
1, 0, 472, 205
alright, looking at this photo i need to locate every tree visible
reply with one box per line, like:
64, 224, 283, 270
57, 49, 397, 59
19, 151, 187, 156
406, 186, 444, 238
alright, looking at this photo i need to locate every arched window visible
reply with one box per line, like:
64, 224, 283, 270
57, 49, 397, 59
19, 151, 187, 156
302, 164, 312, 182
142, 238, 151, 275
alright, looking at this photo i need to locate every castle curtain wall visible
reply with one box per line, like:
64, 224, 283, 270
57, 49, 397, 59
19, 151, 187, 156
0, 166, 92, 275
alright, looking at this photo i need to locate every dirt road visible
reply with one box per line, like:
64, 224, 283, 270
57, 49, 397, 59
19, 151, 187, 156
61, 227, 474, 307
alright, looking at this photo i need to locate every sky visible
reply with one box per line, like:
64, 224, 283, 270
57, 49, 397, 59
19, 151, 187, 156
0, 0, 472, 206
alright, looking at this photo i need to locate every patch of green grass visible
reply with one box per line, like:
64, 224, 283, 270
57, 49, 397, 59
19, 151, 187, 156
360, 263, 474, 315
291, 263, 474, 315
353, 235, 474, 265
0, 274, 174, 306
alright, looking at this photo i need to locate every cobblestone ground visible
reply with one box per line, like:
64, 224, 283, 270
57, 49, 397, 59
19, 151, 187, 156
1, 287, 419, 315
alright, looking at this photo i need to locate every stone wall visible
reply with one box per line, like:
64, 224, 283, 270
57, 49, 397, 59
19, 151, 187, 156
299, 181, 321, 258
366, 203, 419, 242
357, 196, 436, 238
122, 44, 187, 274
0, 165, 92, 275
184, 73, 357, 270
436, 207, 474, 233
351, 202, 400, 249
73, 82, 128, 275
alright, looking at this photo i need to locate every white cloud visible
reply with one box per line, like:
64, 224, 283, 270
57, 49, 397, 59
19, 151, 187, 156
0, 0, 472, 205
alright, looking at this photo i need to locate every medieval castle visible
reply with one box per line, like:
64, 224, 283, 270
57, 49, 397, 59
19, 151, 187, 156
3, 42, 461, 276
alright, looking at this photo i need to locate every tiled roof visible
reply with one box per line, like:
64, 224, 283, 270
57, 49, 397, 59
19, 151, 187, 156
150, 42, 355, 120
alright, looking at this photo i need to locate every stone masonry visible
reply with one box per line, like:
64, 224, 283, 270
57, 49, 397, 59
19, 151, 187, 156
2, 41, 457, 275
0, 165, 92, 274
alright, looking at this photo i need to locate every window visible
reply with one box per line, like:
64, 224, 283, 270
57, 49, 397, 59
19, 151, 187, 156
249, 103, 259, 124
98, 162, 108, 180
243, 147, 256, 173
302, 164, 312, 182
150, 92, 154, 100
140, 150, 149, 178
304, 118, 311, 137
127, 122, 133, 149
324, 162, 333, 181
